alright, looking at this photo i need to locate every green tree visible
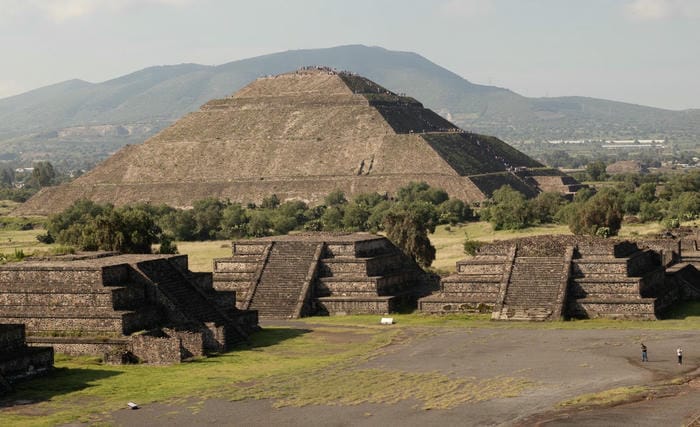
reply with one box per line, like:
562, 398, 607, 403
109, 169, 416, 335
192, 198, 226, 240
324, 189, 347, 207
321, 206, 344, 231
568, 189, 623, 237
220, 203, 249, 238
586, 161, 607, 181
666, 191, 700, 222
531, 192, 566, 224
260, 194, 281, 210
383, 207, 435, 268
397, 181, 449, 205
30, 161, 57, 188
343, 202, 372, 230
247, 210, 272, 237
437, 199, 472, 225
0, 168, 14, 188
160, 210, 197, 241
484, 186, 533, 230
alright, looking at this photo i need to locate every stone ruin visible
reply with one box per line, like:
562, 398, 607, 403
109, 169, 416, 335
17, 68, 582, 216
0, 324, 53, 394
0, 253, 258, 364
420, 235, 699, 320
2, 231, 697, 376
212, 233, 434, 318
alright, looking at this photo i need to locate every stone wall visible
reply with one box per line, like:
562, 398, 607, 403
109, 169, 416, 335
316, 296, 394, 315
130, 335, 181, 365
0, 324, 53, 391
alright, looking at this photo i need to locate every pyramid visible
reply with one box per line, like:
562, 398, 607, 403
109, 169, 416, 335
18, 68, 579, 215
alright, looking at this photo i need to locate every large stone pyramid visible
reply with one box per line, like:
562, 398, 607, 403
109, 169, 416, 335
19, 68, 579, 215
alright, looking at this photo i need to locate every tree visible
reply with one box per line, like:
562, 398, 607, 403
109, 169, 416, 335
531, 192, 566, 224
383, 207, 435, 268
247, 210, 272, 237
30, 161, 56, 188
568, 189, 623, 237
47, 201, 160, 253
324, 189, 347, 207
321, 206, 344, 231
437, 199, 472, 225
220, 203, 249, 238
666, 191, 700, 222
397, 181, 449, 205
343, 202, 372, 231
0, 168, 14, 188
484, 186, 533, 230
191, 198, 226, 240
160, 210, 197, 241
260, 194, 280, 210
586, 161, 607, 181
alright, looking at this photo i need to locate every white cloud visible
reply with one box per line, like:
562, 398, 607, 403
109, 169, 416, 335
624, 0, 700, 21
439, 0, 493, 18
0, 0, 194, 23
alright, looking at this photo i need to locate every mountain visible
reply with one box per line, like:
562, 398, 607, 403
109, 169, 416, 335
1, 45, 698, 168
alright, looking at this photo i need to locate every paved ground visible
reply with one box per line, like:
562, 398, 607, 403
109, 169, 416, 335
106, 324, 700, 426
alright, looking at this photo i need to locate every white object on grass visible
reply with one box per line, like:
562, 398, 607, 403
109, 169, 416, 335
380, 317, 394, 325
127, 402, 139, 409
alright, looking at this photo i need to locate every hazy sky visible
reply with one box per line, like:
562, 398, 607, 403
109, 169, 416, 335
1, 0, 699, 110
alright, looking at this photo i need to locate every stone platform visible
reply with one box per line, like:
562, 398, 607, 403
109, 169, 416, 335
420, 236, 688, 321
0, 253, 259, 363
213, 233, 434, 318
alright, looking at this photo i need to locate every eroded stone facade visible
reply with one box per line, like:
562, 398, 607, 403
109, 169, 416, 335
0, 253, 258, 363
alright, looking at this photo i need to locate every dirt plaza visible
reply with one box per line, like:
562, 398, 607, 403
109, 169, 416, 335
104, 320, 700, 426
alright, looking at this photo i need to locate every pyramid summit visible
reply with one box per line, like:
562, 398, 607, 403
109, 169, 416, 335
19, 67, 579, 215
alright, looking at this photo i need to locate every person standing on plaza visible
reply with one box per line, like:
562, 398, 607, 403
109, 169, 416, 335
641, 343, 648, 362
677, 347, 683, 365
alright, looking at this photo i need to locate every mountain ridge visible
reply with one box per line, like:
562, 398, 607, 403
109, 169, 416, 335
1, 45, 697, 168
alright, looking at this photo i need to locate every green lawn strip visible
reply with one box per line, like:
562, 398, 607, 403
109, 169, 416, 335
0, 326, 396, 426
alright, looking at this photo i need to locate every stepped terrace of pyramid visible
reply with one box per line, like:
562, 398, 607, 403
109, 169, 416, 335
0, 252, 259, 364
17, 67, 581, 215
420, 235, 699, 321
212, 232, 435, 319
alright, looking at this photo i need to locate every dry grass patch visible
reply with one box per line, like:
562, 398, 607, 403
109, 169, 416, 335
557, 385, 648, 408
228, 367, 532, 410
173, 240, 231, 272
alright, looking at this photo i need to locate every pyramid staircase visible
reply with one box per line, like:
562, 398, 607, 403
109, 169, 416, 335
246, 241, 322, 319
492, 251, 571, 321
135, 258, 255, 347
213, 234, 430, 318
